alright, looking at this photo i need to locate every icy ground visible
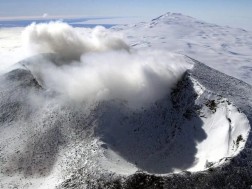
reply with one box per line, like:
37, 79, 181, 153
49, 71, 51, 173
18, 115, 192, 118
113, 12, 252, 85
1, 13, 252, 85
0, 13, 252, 189
0, 54, 251, 189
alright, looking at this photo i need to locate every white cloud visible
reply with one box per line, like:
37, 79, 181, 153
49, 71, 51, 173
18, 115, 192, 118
22, 22, 129, 61
22, 22, 191, 108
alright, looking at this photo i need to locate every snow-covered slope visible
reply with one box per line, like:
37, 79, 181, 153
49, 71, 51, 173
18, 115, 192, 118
0, 27, 24, 73
1, 13, 252, 85
1, 13, 252, 189
113, 12, 252, 85
59, 58, 252, 189
0, 13, 252, 84
0, 54, 251, 188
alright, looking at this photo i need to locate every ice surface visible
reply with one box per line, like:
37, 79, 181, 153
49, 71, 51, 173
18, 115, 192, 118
1, 13, 252, 86
113, 12, 252, 85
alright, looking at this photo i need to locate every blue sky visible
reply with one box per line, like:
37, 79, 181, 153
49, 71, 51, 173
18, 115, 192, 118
0, 0, 252, 30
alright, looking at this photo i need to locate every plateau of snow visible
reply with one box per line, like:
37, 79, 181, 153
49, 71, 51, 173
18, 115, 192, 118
1, 12, 252, 86
114, 12, 252, 85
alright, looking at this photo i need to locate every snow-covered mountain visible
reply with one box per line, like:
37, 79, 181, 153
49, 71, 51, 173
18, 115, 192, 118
0, 54, 251, 189
0, 13, 252, 189
113, 12, 252, 85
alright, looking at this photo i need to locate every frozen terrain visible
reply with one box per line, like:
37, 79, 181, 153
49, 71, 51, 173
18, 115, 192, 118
113, 12, 252, 85
0, 53, 251, 189
0, 13, 252, 189
0, 27, 24, 73
1, 12, 252, 85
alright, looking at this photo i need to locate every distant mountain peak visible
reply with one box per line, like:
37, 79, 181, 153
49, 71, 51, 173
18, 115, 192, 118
151, 12, 193, 22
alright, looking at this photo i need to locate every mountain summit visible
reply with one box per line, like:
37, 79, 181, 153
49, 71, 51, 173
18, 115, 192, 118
114, 13, 252, 85
151, 12, 195, 23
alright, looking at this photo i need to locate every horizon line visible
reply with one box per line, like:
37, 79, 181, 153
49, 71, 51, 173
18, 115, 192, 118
0, 15, 140, 21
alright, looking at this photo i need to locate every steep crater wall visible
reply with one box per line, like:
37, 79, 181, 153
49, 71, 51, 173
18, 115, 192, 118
93, 73, 250, 175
